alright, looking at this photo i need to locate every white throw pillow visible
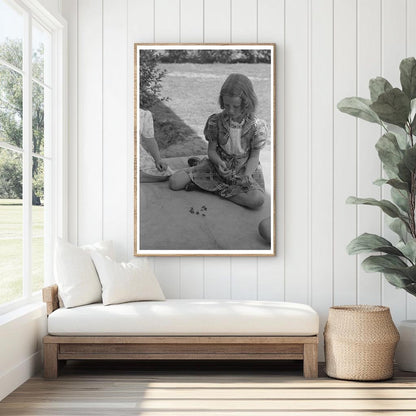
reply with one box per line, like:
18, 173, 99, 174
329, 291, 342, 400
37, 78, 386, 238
90, 252, 165, 306
81, 240, 115, 259
54, 239, 114, 308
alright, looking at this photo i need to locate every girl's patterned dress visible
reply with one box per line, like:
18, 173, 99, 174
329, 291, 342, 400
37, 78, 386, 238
189, 112, 268, 198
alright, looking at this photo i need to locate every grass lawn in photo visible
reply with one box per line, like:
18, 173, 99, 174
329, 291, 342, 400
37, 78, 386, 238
0, 199, 44, 305
152, 62, 272, 158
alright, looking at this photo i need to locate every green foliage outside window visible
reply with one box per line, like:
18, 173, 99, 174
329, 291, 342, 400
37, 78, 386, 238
0, 38, 44, 205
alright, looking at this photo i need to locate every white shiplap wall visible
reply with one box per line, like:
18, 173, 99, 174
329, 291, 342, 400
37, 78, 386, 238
61, 0, 416, 356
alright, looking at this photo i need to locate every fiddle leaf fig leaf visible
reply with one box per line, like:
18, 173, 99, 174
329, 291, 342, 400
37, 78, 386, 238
394, 130, 409, 150
403, 265, 416, 282
403, 146, 416, 172
373, 177, 409, 191
389, 218, 410, 241
397, 240, 416, 264
404, 283, 416, 296
386, 178, 410, 191
370, 88, 410, 128
346, 196, 405, 219
383, 271, 412, 288
347, 233, 403, 256
337, 97, 382, 125
373, 178, 388, 186
369, 77, 393, 102
397, 161, 412, 184
384, 166, 400, 180
362, 254, 408, 272
375, 132, 404, 173
391, 187, 410, 214
400, 57, 416, 100
410, 98, 416, 124
361, 255, 416, 287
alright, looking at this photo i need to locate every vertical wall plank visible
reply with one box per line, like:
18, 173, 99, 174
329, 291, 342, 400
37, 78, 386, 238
128, 0, 154, 42
228, 0, 259, 300
284, 0, 309, 303
155, 0, 180, 42
407, 0, 416, 58
179, 0, 205, 298
231, 258, 258, 299
203, 0, 232, 298
127, 0, 154, 261
231, 0, 257, 42
381, 0, 407, 323
154, 259, 181, 298
152, 0, 181, 297
407, 0, 416, 319
204, 0, 231, 42
180, 258, 204, 298
61, 0, 78, 245
356, 0, 382, 305
77, 0, 103, 245
310, 0, 333, 359
333, 0, 357, 305
127, 0, 154, 281
205, 258, 231, 298
180, 0, 203, 43
103, 0, 128, 260
257, 0, 285, 301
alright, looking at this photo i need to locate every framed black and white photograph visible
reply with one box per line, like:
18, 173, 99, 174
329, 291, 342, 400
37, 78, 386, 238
134, 44, 275, 256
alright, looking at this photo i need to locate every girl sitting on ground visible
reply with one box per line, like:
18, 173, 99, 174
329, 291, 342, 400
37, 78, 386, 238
139, 108, 173, 183
169, 73, 268, 209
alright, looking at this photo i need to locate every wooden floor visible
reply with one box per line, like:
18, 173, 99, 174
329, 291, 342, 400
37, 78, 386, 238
1, 360, 416, 415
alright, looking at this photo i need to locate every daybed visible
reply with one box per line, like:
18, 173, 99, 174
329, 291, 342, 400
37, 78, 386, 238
42, 284, 320, 379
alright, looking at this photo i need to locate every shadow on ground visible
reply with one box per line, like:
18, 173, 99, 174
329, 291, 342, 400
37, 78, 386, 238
150, 99, 208, 158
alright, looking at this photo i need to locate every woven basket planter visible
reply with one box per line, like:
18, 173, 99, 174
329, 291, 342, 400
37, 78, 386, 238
324, 305, 399, 381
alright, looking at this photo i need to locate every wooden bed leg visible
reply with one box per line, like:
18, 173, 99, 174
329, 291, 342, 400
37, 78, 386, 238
44, 343, 59, 379
303, 343, 318, 379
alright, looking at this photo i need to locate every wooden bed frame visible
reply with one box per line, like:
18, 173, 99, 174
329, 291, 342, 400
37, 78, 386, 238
42, 285, 319, 379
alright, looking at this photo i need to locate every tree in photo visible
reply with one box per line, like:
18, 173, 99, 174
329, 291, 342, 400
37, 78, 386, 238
0, 38, 44, 205
139, 50, 168, 109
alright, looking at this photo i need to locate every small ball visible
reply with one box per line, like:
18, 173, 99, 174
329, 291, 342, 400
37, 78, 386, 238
258, 217, 271, 243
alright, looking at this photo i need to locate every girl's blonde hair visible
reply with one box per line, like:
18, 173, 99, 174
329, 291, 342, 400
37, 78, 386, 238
219, 73, 258, 117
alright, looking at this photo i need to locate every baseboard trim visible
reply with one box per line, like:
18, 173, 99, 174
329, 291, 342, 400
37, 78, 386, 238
0, 351, 42, 401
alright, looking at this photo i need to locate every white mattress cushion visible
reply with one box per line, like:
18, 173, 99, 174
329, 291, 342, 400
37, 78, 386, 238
48, 299, 319, 336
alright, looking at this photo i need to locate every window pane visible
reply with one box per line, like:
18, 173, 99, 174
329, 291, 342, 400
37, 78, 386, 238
0, 0, 24, 70
32, 20, 51, 85
0, 147, 23, 305
0, 64, 23, 148
32, 156, 43, 293
32, 81, 44, 155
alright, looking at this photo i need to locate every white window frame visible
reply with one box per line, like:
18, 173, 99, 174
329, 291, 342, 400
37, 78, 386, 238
0, 0, 67, 315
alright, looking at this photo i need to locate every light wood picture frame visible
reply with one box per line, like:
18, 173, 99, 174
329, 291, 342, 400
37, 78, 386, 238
134, 43, 276, 256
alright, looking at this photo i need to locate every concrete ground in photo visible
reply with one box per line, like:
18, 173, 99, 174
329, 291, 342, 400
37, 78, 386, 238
139, 147, 273, 251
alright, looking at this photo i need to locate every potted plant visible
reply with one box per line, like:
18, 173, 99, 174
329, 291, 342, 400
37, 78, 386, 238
337, 57, 416, 371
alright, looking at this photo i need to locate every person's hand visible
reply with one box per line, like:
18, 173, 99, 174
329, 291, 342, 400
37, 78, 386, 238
217, 160, 232, 178
233, 174, 251, 186
155, 159, 168, 172
241, 174, 252, 185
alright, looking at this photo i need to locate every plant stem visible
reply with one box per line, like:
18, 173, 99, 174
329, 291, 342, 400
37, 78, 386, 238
409, 123, 416, 238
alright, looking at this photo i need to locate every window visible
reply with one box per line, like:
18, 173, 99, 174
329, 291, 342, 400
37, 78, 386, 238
0, 0, 66, 312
